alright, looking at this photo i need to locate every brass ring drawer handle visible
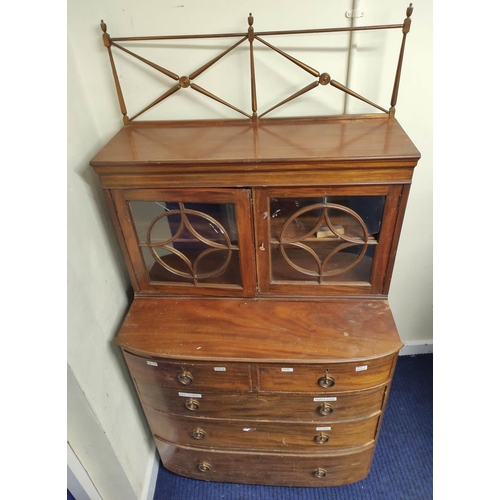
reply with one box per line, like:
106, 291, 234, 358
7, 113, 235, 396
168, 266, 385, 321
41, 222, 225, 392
185, 398, 200, 411
314, 468, 327, 478
314, 432, 330, 444
191, 428, 207, 440
317, 402, 334, 416
318, 374, 335, 388
198, 462, 212, 473
177, 371, 194, 385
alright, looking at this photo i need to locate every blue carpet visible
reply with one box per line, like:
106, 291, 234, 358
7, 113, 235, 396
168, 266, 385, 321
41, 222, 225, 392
153, 353, 432, 500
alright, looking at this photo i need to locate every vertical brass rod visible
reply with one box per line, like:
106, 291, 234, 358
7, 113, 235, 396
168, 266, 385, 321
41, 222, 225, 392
107, 47, 129, 122
101, 21, 129, 123
389, 4, 413, 117
249, 41, 257, 117
248, 14, 258, 119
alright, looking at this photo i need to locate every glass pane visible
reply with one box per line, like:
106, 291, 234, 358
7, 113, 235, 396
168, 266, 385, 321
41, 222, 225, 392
269, 196, 385, 283
129, 200, 241, 286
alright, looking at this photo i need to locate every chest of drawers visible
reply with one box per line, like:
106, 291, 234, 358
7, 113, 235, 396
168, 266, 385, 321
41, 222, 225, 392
115, 297, 402, 486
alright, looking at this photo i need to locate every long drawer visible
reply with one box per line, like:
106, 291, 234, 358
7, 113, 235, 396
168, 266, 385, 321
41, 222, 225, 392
145, 406, 380, 451
135, 380, 387, 421
154, 439, 375, 487
124, 351, 252, 391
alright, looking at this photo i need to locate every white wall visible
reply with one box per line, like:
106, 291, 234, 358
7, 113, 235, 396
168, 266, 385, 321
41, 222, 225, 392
68, 0, 432, 497
67, 28, 156, 500
383, 1, 433, 353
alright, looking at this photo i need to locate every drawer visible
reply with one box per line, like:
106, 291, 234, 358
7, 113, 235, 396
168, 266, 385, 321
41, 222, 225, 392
136, 380, 387, 421
123, 351, 251, 391
155, 439, 375, 486
145, 406, 380, 451
258, 355, 395, 392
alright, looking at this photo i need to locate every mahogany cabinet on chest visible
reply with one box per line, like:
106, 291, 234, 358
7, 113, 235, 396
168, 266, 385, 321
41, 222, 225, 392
90, 6, 420, 487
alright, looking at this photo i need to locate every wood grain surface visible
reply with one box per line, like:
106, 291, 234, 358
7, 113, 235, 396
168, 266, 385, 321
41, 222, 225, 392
154, 439, 375, 486
90, 115, 420, 166
117, 297, 402, 362
145, 407, 380, 451
135, 381, 388, 421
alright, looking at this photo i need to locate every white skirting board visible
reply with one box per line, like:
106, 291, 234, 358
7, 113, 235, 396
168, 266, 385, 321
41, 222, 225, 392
142, 450, 160, 500
399, 341, 433, 356
67, 443, 102, 500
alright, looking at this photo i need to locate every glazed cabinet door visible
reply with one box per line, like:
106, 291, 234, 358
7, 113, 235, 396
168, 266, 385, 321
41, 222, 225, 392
254, 185, 403, 296
111, 188, 255, 296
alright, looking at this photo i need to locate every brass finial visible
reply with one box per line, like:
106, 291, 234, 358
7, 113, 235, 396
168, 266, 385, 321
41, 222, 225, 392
101, 20, 111, 47
248, 13, 255, 42
403, 4, 413, 34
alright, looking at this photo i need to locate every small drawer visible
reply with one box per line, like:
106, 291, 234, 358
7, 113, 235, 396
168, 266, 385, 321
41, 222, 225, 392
144, 407, 380, 451
136, 380, 387, 421
154, 439, 375, 487
123, 351, 251, 391
258, 355, 395, 392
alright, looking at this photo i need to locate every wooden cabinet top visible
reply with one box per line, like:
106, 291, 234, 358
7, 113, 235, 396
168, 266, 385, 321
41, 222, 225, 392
116, 297, 403, 362
90, 115, 420, 168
